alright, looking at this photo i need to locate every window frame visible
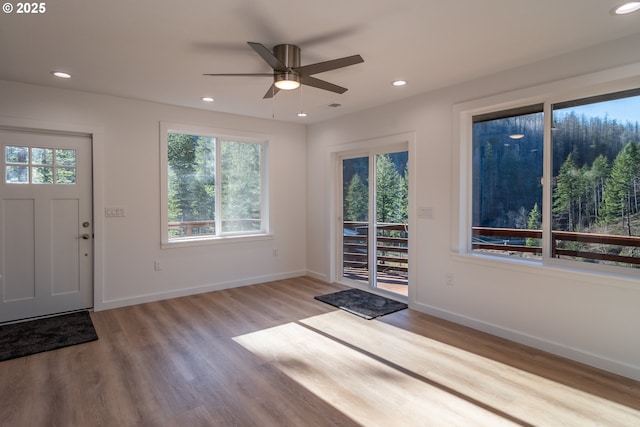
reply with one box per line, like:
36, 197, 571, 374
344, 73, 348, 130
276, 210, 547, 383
160, 121, 271, 248
455, 69, 640, 279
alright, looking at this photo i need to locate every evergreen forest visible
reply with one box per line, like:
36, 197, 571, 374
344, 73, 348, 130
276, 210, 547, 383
167, 133, 262, 236
473, 108, 640, 239
342, 152, 409, 224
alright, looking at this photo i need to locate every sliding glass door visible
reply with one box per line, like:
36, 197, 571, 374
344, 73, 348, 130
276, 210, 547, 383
340, 148, 408, 297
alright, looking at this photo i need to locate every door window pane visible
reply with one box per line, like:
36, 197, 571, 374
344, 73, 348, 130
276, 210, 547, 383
32, 167, 54, 184
342, 156, 370, 285
375, 152, 409, 289
56, 149, 76, 166
32, 148, 53, 165
6, 166, 29, 183
6, 146, 28, 163
56, 167, 76, 184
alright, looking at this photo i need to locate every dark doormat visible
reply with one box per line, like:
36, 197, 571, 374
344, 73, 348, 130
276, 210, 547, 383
0, 311, 98, 362
315, 288, 408, 320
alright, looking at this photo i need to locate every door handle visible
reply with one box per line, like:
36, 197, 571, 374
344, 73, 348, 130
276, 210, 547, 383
79, 234, 91, 240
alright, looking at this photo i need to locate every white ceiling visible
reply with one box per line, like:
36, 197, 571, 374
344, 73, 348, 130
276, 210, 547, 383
1, 0, 640, 123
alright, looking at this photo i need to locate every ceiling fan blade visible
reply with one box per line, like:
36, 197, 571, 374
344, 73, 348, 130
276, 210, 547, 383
294, 55, 364, 76
203, 73, 275, 76
248, 42, 288, 72
262, 83, 280, 99
300, 76, 348, 94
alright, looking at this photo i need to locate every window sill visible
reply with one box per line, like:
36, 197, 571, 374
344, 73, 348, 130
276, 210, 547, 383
162, 233, 274, 249
451, 251, 640, 291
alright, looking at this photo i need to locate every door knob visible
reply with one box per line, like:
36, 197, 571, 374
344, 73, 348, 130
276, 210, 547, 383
80, 234, 90, 240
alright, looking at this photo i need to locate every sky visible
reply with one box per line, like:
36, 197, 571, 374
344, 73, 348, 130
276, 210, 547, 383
556, 95, 640, 124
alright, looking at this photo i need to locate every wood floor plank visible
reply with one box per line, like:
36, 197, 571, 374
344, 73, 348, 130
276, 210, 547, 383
0, 276, 638, 426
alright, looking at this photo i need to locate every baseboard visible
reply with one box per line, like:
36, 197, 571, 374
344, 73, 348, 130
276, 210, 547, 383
305, 270, 329, 283
411, 301, 640, 382
96, 270, 307, 311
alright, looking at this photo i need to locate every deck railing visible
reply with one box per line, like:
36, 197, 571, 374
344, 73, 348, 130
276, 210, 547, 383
170, 221, 640, 267
472, 227, 640, 266
343, 221, 408, 274
168, 219, 260, 237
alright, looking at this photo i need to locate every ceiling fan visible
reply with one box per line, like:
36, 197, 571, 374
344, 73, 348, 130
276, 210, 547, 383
204, 42, 364, 99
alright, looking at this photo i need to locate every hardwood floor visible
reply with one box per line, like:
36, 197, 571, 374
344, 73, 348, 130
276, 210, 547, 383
1, 276, 638, 426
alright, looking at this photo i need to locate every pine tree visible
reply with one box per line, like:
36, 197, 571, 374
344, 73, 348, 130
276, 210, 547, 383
526, 203, 541, 247
376, 154, 403, 223
553, 153, 585, 231
345, 173, 368, 222
602, 142, 640, 235
589, 155, 609, 225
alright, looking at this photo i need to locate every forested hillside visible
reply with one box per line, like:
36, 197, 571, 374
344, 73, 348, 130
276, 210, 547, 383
474, 112, 640, 237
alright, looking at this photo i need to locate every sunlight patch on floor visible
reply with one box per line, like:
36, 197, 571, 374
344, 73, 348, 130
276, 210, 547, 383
233, 311, 639, 427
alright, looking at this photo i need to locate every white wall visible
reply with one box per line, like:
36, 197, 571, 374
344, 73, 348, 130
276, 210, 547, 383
0, 80, 308, 309
306, 33, 640, 381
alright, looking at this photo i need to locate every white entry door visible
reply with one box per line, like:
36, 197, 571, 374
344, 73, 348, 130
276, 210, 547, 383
0, 130, 93, 323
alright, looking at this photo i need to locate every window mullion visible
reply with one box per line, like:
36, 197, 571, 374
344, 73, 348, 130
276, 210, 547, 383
542, 101, 553, 262
215, 139, 222, 236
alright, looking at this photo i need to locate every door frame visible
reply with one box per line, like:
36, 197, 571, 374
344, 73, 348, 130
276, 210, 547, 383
328, 132, 416, 304
0, 116, 105, 312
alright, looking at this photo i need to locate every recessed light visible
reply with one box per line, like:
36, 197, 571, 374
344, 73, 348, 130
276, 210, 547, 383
297, 112, 308, 117
51, 71, 71, 79
611, 2, 640, 14
392, 80, 407, 87
201, 97, 214, 102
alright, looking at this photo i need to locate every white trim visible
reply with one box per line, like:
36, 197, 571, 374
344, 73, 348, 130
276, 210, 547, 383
412, 298, 640, 381
161, 233, 274, 249
306, 269, 329, 283
99, 269, 307, 310
0, 115, 106, 312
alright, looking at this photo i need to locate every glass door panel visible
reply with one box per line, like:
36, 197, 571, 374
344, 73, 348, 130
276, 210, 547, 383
375, 152, 409, 296
342, 156, 369, 285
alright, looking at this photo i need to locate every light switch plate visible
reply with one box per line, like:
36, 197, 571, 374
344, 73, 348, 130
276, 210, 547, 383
105, 207, 127, 217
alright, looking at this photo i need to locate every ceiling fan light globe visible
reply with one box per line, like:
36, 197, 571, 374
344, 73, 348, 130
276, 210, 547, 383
274, 79, 300, 90
274, 73, 301, 90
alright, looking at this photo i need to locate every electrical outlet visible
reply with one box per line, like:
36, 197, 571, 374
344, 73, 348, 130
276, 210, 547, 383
154, 260, 161, 271
273, 248, 278, 257
445, 273, 453, 286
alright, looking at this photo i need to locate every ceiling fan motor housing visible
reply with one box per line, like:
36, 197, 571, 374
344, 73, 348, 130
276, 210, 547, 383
274, 44, 301, 84
274, 44, 301, 69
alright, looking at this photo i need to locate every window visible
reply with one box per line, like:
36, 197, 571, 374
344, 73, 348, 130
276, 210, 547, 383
5, 146, 76, 184
468, 87, 640, 272
551, 89, 640, 268
160, 123, 268, 245
472, 105, 544, 258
